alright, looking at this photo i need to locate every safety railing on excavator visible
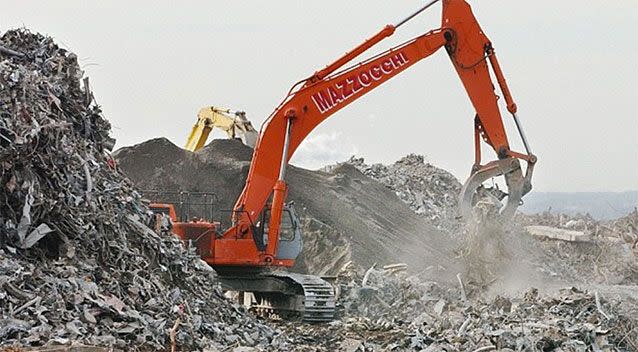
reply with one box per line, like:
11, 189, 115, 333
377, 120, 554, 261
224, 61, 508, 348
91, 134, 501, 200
142, 190, 219, 223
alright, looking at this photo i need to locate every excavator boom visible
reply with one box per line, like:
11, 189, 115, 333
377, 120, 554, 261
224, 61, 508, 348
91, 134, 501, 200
216, 0, 535, 265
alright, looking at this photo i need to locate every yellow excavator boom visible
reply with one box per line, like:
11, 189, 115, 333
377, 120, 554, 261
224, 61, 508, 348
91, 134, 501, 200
185, 107, 258, 152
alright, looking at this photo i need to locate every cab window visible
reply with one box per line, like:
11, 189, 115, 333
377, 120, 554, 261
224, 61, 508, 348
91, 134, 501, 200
262, 209, 296, 241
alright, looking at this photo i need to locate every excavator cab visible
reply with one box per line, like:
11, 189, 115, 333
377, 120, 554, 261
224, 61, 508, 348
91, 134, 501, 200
259, 203, 303, 261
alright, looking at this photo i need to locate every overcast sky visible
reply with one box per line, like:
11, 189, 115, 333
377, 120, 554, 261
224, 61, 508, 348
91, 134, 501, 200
2, 1, 637, 192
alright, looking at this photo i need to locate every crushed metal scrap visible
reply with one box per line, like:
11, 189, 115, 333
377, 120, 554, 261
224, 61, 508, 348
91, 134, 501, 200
0, 29, 274, 350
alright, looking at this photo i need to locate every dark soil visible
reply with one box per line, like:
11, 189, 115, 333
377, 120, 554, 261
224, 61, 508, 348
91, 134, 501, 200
114, 138, 459, 278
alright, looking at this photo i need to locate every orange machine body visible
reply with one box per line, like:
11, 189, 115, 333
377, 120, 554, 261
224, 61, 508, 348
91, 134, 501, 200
149, 203, 178, 222
150, 203, 226, 260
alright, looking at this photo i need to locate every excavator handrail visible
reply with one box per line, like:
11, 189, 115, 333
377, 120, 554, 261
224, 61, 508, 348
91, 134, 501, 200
143, 189, 219, 222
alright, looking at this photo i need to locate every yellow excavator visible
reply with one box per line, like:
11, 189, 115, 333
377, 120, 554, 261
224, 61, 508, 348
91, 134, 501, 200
185, 107, 259, 151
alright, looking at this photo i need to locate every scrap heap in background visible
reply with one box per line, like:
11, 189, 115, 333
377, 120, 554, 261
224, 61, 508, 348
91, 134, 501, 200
0, 29, 273, 350
342, 155, 462, 230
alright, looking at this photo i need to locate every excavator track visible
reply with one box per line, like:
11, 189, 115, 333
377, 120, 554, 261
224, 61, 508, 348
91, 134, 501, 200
269, 272, 335, 322
217, 270, 335, 323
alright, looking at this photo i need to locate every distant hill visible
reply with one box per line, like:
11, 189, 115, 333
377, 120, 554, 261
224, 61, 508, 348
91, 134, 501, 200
519, 191, 638, 220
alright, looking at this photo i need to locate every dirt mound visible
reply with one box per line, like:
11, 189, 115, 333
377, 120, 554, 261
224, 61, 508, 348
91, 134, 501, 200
0, 29, 272, 350
115, 138, 460, 278
114, 138, 251, 217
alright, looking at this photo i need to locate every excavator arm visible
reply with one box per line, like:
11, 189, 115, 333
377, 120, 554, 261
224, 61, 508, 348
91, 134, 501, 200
185, 107, 258, 151
217, 0, 536, 265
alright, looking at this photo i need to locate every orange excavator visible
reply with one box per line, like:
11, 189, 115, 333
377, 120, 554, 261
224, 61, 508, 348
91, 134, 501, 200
167, 0, 536, 322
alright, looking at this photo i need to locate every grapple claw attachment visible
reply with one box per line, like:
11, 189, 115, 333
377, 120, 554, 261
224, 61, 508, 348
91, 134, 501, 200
459, 157, 534, 220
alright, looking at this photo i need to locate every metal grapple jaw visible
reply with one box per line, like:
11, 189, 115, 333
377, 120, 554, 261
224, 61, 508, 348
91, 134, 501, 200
459, 157, 535, 220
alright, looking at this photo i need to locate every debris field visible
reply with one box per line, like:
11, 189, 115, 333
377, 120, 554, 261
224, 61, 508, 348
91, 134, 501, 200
1, 29, 637, 351
0, 29, 274, 351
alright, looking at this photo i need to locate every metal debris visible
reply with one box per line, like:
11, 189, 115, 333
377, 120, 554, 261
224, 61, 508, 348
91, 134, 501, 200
277, 266, 637, 351
19, 223, 53, 249
0, 29, 274, 351
517, 210, 638, 285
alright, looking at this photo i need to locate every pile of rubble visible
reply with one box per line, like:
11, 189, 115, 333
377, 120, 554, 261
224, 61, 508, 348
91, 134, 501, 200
517, 210, 601, 233
405, 286, 637, 351
277, 266, 637, 351
336, 263, 455, 322
517, 207, 637, 244
515, 209, 638, 285
0, 29, 274, 350
608, 208, 638, 247
338, 155, 462, 229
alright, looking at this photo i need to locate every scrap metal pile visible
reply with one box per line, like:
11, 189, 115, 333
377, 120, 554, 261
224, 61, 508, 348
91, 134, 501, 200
0, 29, 274, 350
340, 154, 638, 289
341, 155, 462, 230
